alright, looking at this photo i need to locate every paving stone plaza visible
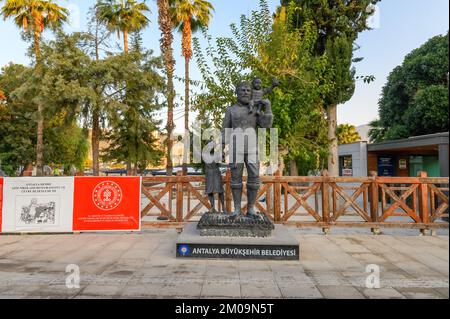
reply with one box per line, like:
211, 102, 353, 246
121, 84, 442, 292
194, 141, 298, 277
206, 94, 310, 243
0, 228, 448, 299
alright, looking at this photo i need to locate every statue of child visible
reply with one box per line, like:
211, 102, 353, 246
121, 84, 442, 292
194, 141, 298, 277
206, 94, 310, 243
248, 77, 279, 115
204, 142, 228, 214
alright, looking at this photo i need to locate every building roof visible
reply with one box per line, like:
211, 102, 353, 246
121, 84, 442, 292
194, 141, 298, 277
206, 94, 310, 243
368, 132, 449, 152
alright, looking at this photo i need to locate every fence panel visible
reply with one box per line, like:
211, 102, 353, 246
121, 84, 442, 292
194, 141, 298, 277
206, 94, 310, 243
140, 171, 449, 231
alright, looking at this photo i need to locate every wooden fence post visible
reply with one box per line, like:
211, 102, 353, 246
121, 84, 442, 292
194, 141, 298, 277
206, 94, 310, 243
370, 171, 381, 235
176, 171, 184, 222
274, 170, 282, 222
321, 170, 330, 235
418, 171, 430, 236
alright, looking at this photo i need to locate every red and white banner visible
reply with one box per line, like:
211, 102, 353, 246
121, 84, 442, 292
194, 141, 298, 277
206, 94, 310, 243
0, 177, 141, 233
73, 177, 141, 232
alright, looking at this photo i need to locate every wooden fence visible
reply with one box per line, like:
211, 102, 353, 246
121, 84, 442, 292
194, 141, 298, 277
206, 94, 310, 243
140, 171, 449, 233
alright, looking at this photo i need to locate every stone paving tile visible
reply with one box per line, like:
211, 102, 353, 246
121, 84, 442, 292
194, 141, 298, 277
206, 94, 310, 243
317, 285, 365, 299
81, 284, 123, 297
395, 236, 449, 262
278, 283, 323, 299
159, 283, 203, 298
434, 288, 449, 298
26, 284, 84, 299
397, 288, 445, 299
206, 264, 238, 278
240, 282, 282, 299
361, 288, 406, 299
201, 280, 241, 298
120, 284, 166, 298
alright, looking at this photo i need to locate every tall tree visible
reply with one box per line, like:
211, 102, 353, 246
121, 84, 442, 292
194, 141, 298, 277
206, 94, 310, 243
157, 0, 176, 176
170, 0, 214, 175
1, 0, 69, 176
193, 1, 333, 176
0, 62, 89, 176
96, 0, 150, 53
370, 33, 449, 142
0, 63, 36, 176
96, 0, 150, 175
102, 34, 165, 175
280, 0, 379, 176
83, 7, 112, 176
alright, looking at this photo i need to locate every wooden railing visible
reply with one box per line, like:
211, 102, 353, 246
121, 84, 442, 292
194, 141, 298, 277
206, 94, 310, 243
141, 171, 449, 233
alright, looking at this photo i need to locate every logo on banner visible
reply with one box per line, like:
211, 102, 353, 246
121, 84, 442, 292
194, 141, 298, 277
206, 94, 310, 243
178, 245, 190, 256
92, 181, 123, 211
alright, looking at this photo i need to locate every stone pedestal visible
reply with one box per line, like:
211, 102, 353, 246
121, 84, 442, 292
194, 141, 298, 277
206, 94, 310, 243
176, 223, 300, 261
197, 212, 275, 238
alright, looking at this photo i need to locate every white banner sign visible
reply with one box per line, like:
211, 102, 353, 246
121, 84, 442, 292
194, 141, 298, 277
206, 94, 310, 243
2, 177, 74, 233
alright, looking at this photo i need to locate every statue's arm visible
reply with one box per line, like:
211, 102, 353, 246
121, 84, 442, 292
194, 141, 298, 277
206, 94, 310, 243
263, 78, 280, 95
263, 87, 274, 95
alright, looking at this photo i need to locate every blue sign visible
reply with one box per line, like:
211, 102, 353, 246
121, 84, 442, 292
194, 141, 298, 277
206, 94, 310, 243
378, 156, 395, 176
178, 244, 191, 256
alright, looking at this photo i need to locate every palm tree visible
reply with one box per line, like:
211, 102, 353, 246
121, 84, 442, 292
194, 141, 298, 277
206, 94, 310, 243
337, 124, 361, 145
96, 0, 150, 53
157, 0, 175, 176
1, 0, 68, 176
170, 0, 213, 175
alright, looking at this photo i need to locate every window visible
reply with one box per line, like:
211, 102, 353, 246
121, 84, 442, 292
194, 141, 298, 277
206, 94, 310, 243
339, 155, 353, 176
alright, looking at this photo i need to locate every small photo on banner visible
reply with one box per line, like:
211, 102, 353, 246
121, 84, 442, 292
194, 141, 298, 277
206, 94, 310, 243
1, 177, 74, 233
73, 177, 141, 231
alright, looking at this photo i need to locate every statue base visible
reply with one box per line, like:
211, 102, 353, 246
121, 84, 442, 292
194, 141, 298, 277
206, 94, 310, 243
176, 222, 299, 260
197, 212, 275, 238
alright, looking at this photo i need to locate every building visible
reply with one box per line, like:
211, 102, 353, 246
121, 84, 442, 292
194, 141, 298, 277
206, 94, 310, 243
338, 132, 449, 177
338, 142, 368, 177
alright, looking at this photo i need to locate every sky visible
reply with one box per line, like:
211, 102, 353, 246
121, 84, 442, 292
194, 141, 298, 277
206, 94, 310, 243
0, 0, 448, 132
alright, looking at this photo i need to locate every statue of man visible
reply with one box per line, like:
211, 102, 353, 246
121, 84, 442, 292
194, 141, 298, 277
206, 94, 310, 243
222, 81, 274, 219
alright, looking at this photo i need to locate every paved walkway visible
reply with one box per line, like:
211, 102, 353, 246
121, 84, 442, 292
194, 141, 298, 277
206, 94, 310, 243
0, 228, 448, 299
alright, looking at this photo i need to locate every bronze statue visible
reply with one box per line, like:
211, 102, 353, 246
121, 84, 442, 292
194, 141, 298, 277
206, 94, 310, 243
222, 81, 274, 219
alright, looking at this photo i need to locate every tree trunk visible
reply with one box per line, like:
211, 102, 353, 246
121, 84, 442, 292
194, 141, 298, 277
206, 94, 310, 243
289, 159, 299, 176
126, 162, 132, 176
157, 0, 175, 177
34, 30, 44, 177
182, 19, 192, 176
327, 104, 339, 177
92, 108, 100, 176
124, 30, 129, 53
182, 54, 190, 175
93, 30, 101, 176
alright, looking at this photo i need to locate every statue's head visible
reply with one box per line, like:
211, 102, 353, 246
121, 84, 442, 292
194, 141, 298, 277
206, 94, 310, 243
252, 77, 262, 90
235, 81, 251, 105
